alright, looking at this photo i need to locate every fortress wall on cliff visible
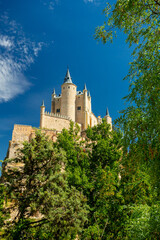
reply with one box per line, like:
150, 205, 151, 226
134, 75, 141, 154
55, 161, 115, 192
41, 113, 71, 131
7, 124, 58, 159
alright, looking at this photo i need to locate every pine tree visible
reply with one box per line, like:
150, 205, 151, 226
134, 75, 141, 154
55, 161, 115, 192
2, 130, 88, 240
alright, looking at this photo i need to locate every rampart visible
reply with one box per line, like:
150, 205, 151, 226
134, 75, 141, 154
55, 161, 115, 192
40, 112, 79, 132
6, 118, 81, 159
7, 124, 58, 159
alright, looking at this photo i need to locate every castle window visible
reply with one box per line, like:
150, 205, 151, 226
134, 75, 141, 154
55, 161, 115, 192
63, 87, 65, 89
77, 106, 81, 110
56, 109, 60, 113
68, 86, 70, 89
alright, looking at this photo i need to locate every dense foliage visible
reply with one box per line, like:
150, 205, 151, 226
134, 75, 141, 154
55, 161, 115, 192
95, 0, 160, 238
0, 122, 125, 239
95, 0, 160, 192
57, 121, 126, 239
2, 131, 88, 240
0, 120, 157, 239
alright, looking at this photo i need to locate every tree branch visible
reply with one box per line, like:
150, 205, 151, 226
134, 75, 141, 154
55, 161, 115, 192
144, 1, 160, 15
154, 0, 160, 7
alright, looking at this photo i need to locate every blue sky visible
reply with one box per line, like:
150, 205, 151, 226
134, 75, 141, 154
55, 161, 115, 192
0, 0, 132, 160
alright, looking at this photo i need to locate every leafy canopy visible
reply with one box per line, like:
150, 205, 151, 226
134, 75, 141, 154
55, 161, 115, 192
95, 0, 160, 195
2, 130, 88, 240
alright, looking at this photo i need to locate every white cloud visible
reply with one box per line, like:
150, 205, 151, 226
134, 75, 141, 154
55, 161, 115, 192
0, 55, 30, 102
0, 35, 14, 49
0, 14, 44, 102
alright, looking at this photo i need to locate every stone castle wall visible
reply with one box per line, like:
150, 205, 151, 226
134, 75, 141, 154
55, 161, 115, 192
75, 93, 84, 128
7, 116, 82, 159
12, 125, 34, 142
40, 112, 72, 132
7, 125, 34, 159
90, 112, 98, 128
7, 124, 58, 159
52, 97, 61, 113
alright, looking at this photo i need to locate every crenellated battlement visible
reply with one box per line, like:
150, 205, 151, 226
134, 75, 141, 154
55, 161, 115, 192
44, 111, 71, 120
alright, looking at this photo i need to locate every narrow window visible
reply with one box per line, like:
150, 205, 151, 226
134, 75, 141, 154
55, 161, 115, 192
77, 106, 81, 110
68, 86, 70, 89
56, 109, 60, 113
63, 87, 65, 89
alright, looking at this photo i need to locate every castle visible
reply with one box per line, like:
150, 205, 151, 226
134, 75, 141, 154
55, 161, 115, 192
6, 68, 112, 159
40, 68, 112, 131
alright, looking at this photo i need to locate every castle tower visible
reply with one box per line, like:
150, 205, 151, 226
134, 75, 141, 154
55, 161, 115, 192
51, 88, 56, 113
88, 91, 91, 114
104, 107, 112, 130
40, 100, 45, 128
61, 68, 77, 121
83, 83, 89, 130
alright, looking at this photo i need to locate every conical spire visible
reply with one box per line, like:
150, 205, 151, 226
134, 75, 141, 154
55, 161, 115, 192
41, 100, 45, 107
106, 107, 110, 116
52, 88, 56, 95
64, 68, 72, 83
88, 91, 91, 97
84, 83, 87, 91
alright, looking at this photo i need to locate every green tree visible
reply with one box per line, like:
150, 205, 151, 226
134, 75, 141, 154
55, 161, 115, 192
56, 122, 92, 195
2, 130, 88, 240
0, 185, 4, 229
95, 1, 160, 238
95, 0, 160, 196
83, 120, 127, 239
0, 183, 7, 238
126, 203, 160, 239
57, 120, 127, 239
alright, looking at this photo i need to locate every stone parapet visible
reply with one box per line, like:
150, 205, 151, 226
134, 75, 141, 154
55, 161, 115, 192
44, 112, 71, 120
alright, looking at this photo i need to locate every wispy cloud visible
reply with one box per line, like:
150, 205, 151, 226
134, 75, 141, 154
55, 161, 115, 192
0, 14, 44, 103
49, 1, 55, 10
0, 35, 14, 49
0, 56, 31, 102
41, 0, 59, 10
84, 0, 94, 2
83, 0, 104, 5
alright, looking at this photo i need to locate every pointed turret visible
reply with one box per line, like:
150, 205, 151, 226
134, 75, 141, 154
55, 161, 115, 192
84, 83, 87, 91
41, 100, 45, 107
88, 91, 91, 97
61, 68, 77, 121
64, 68, 72, 83
106, 107, 110, 116
104, 107, 112, 130
52, 88, 56, 95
